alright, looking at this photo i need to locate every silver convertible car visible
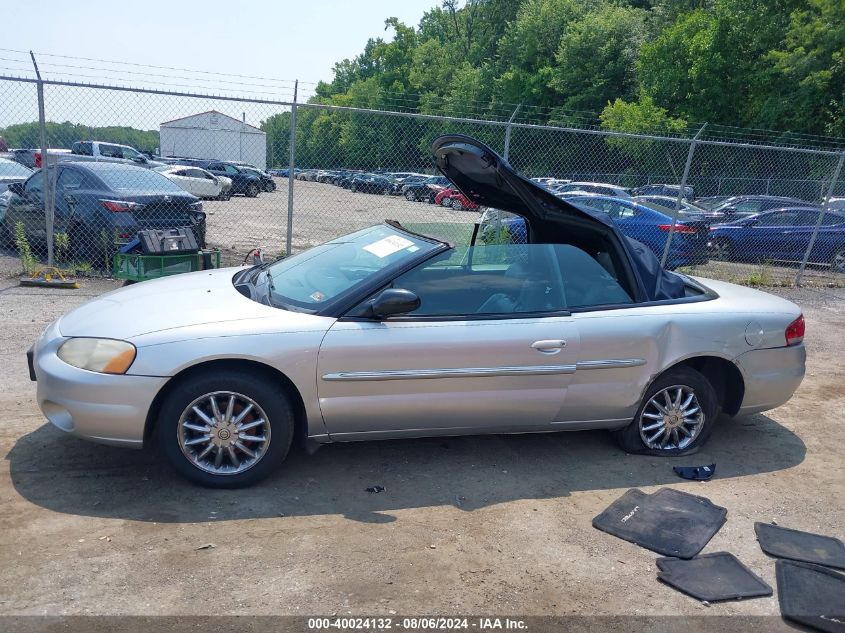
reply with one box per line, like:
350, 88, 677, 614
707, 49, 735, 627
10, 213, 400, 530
28, 137, 806, 487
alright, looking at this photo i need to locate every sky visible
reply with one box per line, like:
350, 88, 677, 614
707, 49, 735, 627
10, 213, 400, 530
0, 0, 439, 129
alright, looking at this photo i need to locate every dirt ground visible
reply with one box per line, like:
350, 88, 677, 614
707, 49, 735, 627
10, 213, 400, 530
0, 256, 843, 622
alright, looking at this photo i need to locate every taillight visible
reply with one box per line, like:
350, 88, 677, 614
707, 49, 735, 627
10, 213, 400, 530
100, 199, 142, 213
785, 314, 805, 346
658, 223, 697, 234
189, 201, 203, 213
34, 152, 42, 168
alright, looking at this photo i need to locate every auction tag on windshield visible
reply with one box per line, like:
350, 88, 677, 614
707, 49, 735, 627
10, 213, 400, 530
363, 235, 415, 258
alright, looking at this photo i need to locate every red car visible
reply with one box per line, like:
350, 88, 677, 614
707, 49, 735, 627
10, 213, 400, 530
434, 188, 480, 211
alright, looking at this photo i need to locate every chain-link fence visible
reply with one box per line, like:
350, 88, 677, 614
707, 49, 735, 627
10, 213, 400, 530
1, 74, 844, 293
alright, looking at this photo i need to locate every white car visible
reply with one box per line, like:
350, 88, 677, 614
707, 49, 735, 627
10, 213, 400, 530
154, 165, 232, 200
555, 182, 632, 198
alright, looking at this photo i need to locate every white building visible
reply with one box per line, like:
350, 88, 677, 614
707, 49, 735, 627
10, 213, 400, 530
159, 110, 267, 169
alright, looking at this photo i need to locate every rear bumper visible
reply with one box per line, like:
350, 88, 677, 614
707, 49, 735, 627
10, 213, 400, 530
735, 344, 806, 415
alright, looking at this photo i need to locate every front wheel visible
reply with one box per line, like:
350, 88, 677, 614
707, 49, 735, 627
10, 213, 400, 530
155, 369, 295, 487
404, 190, 416, 201
614, 366, 717, 455
451, 199, 464, 211
245, 183, 260, 198
710, 237, 733, 261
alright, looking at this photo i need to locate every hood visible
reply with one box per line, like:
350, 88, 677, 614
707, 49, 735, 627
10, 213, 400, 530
57, 268, 310, 340
431, 135, 686, 302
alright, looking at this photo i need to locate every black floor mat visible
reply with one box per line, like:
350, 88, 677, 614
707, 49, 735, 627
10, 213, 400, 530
755, 522, 845, 569
656, 552, 772, 602
592, 487, 727, 558
776, 559, 845, 633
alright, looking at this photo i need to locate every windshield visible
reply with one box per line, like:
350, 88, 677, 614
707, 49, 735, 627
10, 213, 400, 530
0, 161, 32, 178
96, 167, 185, 192
265, 225, 440, 309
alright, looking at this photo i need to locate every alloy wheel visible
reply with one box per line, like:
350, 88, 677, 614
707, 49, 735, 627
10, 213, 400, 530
177, 391, 271, 475
638, 385, 704, 451
832, 248, 845, 273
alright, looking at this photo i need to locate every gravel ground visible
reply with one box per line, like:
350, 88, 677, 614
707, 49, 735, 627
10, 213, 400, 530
0, 263, 842, 621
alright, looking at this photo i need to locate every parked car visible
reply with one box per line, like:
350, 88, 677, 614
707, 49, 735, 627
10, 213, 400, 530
179, 160, 263, 197
70, 141, 164, 168
154, 165, 232, 200
634, 196, 709, 214
632, 184, 694, 199
828, 197, 845, 210
0, 157, 33, 194
434, 188, 480, 211
267, 168, 289, 177
233, 164, 276, 192
708, 195, 812, 216
708, 207, 845, 271
484, 195, 710, 270
350, 174, 396, 195
554, 182, 632, 198
27, 135, 806, 487
4, 162, 205, 263
402, 175, 451, 202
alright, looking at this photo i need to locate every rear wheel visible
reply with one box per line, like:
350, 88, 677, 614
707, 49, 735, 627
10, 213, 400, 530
441, 197, 452, 207
245, 183, 260, 198
351, 184, 358, 193
0, 220, 12, 247
451, 198, 464, 211
614, 366, 717, 455
710, 237, 734, 261
68, 222, 98, 265
155, 369, 294, 488
404, 190, 416, 201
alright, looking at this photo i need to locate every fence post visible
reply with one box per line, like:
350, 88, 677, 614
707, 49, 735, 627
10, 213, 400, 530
285, 80, 297, 256
795, 151, 845, 286
661, 124, 706, 268
502, 104, 521, 162
30, 52, 54, 267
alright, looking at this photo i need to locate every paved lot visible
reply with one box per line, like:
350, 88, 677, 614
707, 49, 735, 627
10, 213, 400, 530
0, 270, 842, 620
204, 178, 479, 266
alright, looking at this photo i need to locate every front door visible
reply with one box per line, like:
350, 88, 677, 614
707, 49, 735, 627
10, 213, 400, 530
317, 242, 582, 439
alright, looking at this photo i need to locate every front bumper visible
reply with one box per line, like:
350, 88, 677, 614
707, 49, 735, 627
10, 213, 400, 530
735, 344, 806, 415
32, 320, 168, 448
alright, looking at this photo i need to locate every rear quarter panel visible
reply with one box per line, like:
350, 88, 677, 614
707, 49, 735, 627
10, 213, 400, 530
556, 278, 802, 427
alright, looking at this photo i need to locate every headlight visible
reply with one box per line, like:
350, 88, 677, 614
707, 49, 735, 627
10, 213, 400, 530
57, 338, 136, 374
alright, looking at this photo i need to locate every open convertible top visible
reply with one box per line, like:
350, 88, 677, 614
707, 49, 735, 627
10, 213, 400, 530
431, 135, 686, 302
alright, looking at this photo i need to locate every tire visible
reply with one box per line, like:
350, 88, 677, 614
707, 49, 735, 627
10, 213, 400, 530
451, 199, 463, 211
351, 184, 358, 193
155, 368, 295, 488
710, 237, 733, 261
245, 183, 260, 198
441, 197, 453, 208
614, 366, 717, 456
404, 190, 416, 202
831, 246, 845, 274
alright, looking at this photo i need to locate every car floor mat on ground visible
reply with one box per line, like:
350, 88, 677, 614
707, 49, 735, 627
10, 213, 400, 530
656, 552, 772, 602
592, 487, 727, 558
755, 522, 845, 570
776, 559, 845, 633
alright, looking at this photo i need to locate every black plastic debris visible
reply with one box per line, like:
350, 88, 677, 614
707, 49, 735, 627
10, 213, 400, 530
776, 559, 845, 633
656, 552, 772, 602
365, 485, 385, 494
592, 487, 727, 558
673, 463, 716, 481
756, 522, 845, 570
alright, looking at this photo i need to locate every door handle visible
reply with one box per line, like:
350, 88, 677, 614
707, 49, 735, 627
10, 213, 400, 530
531, 339, 567, 354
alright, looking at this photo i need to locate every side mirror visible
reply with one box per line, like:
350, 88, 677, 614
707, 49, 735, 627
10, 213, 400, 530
362, 288, 420, 318
133, 156, 146, 163
7, 182, 24, 196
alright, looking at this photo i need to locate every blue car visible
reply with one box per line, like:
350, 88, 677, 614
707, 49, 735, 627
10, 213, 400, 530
708, 207, 845, 272
484, 195, 710, 270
